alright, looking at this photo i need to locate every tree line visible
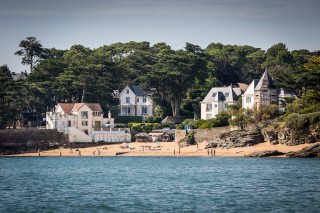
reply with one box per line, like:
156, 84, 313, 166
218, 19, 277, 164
0, 36, 319, 128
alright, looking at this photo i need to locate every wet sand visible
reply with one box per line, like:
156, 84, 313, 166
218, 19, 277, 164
9, 141, 319, 157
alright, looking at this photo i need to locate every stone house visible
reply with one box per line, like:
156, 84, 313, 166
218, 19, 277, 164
242, 69, 278, 110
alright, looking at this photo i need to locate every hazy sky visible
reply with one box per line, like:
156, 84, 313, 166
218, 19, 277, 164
1, 0, 320, 72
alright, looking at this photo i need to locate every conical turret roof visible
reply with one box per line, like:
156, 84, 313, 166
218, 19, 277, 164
254, 69, 276, 90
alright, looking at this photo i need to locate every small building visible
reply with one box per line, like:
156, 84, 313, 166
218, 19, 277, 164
118, 85, 153, 118
46, 103, 131, 143
200, 86, 242, 120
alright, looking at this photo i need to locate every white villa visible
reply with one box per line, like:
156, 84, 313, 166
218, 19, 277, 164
200, 86, 242, 120
119, 86, 153, 118
46, 103, 131, 143
242, 70, 278, 110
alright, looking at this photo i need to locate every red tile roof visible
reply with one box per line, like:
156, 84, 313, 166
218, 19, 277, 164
238, 83, 249, 92
58, 103, 75, 115
87, 103, 103, 112
58, 103, 103, 114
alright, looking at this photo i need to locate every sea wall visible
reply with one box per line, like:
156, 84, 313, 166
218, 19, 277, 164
175, 127, 230, 144
0, 128, 67, 154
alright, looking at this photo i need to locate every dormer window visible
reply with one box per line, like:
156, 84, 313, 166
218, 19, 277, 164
225, 92, 229, 97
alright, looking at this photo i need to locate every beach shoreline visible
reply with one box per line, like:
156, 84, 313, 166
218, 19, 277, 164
5, 141, 319, 158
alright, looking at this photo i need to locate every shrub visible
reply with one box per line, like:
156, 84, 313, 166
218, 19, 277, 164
129, 123, 170, 133
285, 111, 320, 134
115, 116, 143, 123
144, 115, 162, 123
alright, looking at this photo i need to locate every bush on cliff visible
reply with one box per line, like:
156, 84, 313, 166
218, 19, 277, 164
199, 112, 229, 129
285, 111, 320, 134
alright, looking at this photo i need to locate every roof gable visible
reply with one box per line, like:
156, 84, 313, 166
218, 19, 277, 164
243, 79, 259, 95
203, 86, 241, 102
58, 103, 75, 115
255, 69, 277, 91
58, 103, 103, 114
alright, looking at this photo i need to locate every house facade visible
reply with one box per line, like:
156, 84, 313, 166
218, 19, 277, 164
46, 103, 131, 143
242, 70, 278, 110
119, 86, 153, 117
200, 86, 242, 120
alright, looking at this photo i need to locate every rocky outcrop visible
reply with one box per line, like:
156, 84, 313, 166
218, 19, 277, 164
286, 144, 320, 158
245, 150, 285, 157
0, 129, 66, 155
262, 122, 319, 146
177, 134, 196, 147
215, 129, 264, 148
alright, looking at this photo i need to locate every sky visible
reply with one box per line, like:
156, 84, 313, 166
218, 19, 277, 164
1, 0, 320, 73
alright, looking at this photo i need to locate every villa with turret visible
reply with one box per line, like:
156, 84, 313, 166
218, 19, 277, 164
201, 70, 295, 120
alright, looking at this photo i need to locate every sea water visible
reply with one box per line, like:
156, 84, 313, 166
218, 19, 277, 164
0, 157, 320, 212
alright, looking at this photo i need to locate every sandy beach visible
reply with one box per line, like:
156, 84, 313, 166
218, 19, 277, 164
9, 141, 319, 157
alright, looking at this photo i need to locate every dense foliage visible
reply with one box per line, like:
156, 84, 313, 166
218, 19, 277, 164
1, 37, 320, 128
285, 112, 320, 135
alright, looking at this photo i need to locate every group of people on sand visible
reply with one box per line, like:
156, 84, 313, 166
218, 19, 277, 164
207, 148, 216, 157
93, 149, 100, 156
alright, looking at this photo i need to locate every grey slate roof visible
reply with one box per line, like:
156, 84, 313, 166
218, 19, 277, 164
161, 116, 184, 124
130, 86, 146, 96
11, 72, 27, 81
255, 69, 276, 90
202, 86, 241, 102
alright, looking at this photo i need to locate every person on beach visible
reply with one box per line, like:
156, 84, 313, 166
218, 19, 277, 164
213, 149, 216, 157
78, 150, 81, 156
98, 150, 100, 156
93, 151, 96, 156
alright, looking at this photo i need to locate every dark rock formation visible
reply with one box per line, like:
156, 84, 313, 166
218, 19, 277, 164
215, 129, 264, 148
0, 129, 66, 155
205, 142, 219, 149
245, 150, 285, 157
286, 144, 320, 158
262, 122, 319, 146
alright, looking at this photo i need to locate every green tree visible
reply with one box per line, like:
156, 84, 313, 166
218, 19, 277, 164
0, 65, 14, 128
15, 37, 46, 73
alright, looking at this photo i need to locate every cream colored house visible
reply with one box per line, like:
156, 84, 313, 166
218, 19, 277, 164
46, 103, 131, 143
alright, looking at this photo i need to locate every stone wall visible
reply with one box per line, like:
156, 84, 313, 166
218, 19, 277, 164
175, 127, 230, 143
194, 127, 231, 143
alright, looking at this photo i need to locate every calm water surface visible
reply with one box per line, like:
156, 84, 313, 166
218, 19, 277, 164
1, 157, 320, 212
